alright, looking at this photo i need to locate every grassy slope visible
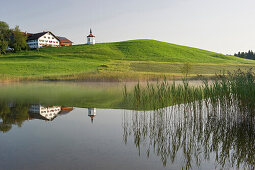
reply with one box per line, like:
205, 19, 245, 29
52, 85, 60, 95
1, 39, 255, 81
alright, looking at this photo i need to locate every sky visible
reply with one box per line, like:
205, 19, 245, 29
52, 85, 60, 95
1, 0, 255, 54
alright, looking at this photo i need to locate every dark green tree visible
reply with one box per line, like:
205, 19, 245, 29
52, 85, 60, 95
10, 26, 28, 52
234, 50, 255, 60
0, 21, 11, 54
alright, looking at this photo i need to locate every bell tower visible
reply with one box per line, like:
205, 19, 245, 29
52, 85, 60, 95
88, 108, 96, 123
87, 29, 96, 45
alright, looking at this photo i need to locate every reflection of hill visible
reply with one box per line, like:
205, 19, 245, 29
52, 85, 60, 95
123, 103, 255, 169
0, 82, 124, 109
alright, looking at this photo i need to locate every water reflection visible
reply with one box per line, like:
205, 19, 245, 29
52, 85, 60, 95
88, 108, 96, 123
122, 102, 255, 169
29, 105, 61, 121
0, 99, 254, 169
0, 102, 97, 133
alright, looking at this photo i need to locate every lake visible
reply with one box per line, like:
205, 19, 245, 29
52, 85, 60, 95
0, 81, 254, 170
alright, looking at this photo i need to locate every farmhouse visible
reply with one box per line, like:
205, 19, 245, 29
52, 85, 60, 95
25, 31, 72, 49
26, 31, 60, 49
57, 36, 73, 46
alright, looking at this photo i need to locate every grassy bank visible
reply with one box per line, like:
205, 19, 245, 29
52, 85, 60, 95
1, 39, 255, 81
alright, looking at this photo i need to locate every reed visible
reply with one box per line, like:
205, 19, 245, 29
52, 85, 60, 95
122, 70, 255, 169
124, 69, 255, 117
122, 103, 255, 169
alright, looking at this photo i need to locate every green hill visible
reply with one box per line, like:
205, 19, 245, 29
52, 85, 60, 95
1, 39, 255, 81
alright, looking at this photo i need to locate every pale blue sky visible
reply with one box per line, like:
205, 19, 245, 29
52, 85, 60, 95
1, 0, 255, 54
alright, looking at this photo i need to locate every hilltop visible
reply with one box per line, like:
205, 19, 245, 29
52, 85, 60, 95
1, 39, 255, 81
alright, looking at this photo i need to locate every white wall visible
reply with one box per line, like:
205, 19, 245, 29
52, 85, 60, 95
27, 40, 38, 49
38, 32, 59, 48
27, 32, 60, 49
29, 104, 61, 120
88, 108, 96, 116
87, 37, 95, 45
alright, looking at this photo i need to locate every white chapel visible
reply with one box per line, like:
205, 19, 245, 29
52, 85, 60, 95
87, 29, 95, 45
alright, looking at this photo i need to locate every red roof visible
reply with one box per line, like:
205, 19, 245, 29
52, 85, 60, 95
87, 33, 95, 37
21, 32, 33, 36
57, 36, 73, 43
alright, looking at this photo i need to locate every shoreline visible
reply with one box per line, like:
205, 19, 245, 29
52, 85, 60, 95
0, 75, 213, 83
0, 72, 218, 83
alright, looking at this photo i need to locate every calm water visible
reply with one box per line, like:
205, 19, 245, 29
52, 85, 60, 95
0, 82, 254, 170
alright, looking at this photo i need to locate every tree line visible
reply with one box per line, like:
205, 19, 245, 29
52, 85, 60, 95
234, 50, 255, 60
0, 21, 28, 54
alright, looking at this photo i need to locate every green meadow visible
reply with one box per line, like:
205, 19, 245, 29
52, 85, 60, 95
1, 39, 255, 81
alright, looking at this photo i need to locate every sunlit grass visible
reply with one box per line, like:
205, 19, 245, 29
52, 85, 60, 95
1, 39, 255, 81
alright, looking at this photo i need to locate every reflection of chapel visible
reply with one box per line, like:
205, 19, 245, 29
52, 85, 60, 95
87, 29, 95, 45
88, 108, 96, 123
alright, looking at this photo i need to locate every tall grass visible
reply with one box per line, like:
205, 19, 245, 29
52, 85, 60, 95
122, 70, 255, 169
124, 69, 255, 118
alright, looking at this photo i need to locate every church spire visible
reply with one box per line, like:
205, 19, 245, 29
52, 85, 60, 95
88, 108, 96, 123
87, 29, 95, 45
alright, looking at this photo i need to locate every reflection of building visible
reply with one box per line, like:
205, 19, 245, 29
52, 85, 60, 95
60, 107, 74, 114
88, 108, 96, 123
29, 105, 61, 121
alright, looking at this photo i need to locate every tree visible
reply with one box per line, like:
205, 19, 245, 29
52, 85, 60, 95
181, 63, 192, 77
234, 51, 255, 60
10, 26, 28, 52
0, 21, 11, 54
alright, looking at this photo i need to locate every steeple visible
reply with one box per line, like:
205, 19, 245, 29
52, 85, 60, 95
89, 115, 94, 123
88, 108, 96, 123
87, 28, 96, 45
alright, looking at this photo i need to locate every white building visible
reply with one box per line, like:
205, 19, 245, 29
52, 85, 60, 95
88, 108, 96, 123
29, 105, 61, 121
26, 31, 60, 49
87, 29, 95, 45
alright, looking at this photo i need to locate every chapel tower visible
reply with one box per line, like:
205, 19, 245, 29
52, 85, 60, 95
87, 29, 95, 45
